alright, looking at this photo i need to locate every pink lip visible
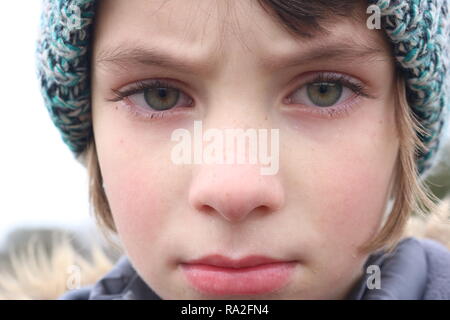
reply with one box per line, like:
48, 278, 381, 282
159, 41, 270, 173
180, 254, 297, 296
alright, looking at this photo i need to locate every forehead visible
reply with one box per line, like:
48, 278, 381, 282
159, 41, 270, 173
93, 0, 390, 73
94, 0, 233, 57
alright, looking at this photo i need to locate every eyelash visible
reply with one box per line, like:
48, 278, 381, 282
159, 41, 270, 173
107, 73, 373, 120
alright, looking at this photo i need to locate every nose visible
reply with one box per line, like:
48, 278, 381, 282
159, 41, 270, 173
188, 163, 284, 223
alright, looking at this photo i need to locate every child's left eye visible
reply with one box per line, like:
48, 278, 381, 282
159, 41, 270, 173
295, 82, 349, 107
283, 72, 372, 119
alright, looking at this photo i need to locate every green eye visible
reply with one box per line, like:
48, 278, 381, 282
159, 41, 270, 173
144, 87, 180, 111
306, 82, 343, 107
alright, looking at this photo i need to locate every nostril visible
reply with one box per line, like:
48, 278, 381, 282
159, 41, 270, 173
198, 204, 215, 215
255, 204, 273, 215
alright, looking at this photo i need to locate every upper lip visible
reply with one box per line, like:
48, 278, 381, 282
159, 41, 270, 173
183, 254, 291, 268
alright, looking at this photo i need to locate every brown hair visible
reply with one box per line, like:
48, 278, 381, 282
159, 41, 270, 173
256, 0, 366, 38
83, 0, 440, 254
358, 73, 439, 253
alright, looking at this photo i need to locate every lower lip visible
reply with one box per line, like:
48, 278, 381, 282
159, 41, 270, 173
180, 262, 296, 296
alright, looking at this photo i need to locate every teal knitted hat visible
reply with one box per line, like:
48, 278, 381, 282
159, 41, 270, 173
36, 0, 450, 178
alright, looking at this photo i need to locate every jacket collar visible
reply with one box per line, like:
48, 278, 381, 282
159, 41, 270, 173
88, 256, 161, 300
346, 237, 428, 299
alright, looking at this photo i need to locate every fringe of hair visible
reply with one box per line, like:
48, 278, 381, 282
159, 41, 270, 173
358, 73, 441, 253
85, 141, 124, 253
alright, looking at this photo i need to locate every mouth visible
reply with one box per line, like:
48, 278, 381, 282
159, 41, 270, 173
180, 254, 297, 296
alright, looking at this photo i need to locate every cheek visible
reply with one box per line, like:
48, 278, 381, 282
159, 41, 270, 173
103, 159, 165, 247
311, 156, 395, 246
322, 133, 397, 247
94, 126, 174, 253
283, 101, 399, 250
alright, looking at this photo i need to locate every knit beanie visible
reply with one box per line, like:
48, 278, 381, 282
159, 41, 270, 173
36, 0, 450, 179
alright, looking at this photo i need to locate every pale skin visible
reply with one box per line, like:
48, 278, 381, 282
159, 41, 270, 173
91, 0, 399, 299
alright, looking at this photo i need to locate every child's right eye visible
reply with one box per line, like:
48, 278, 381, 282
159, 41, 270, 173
107, 79, 194, 120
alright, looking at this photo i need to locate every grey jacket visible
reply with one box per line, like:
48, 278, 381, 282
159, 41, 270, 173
59, 237, 450, 300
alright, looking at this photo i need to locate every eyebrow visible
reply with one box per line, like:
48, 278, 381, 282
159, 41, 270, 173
95, 44, 216, 75
94, 40, 391, 76
259, 42, 391, 71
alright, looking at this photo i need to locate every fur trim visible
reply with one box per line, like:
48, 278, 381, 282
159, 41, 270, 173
404, 195, 450, 249
0, 235, 114, 300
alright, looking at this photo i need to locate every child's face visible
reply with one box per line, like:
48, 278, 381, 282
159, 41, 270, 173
92, 0, 398, 299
